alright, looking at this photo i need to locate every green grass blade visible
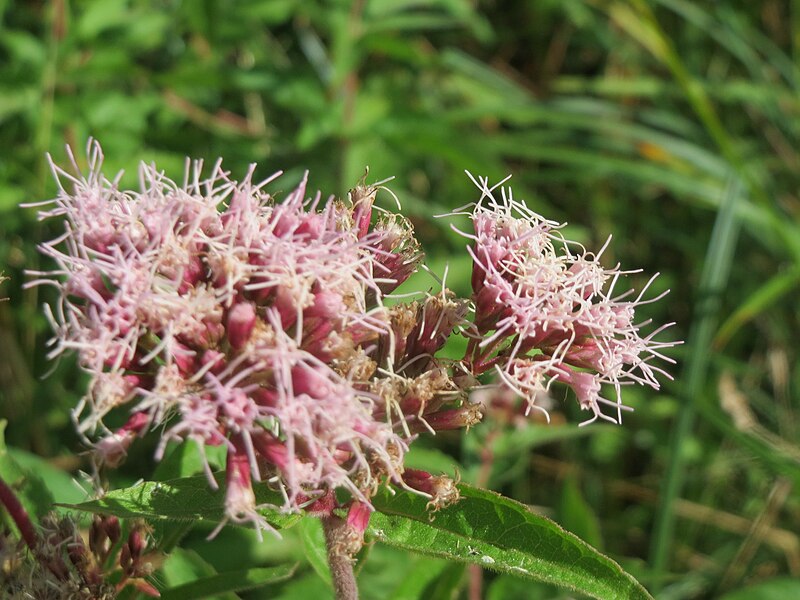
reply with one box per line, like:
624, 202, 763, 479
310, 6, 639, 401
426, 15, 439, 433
714, 265, 800, 349
606, 0, 800, 261
648, 177, 744, 589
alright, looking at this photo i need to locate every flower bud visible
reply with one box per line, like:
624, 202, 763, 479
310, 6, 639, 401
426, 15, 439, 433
94, 411, 150, 467
67, 539, 90, 572
179, 253, 205, 294
172, 342, 197, 375
89, 515, 107, 557
105, 516, 121, 546
416, 403, 482, 433
224, 442, 257, 522
301, 490, 337, 517
227, 301, 257, 350
252, 431, 289, 469
200, 349, 226, 375
126, 527, 147, 566
291, 364, 332, 398
119, 542, 132, 572
403, 292, 468, 374
402, 469, 460, 511
346, 501, 372, 535
350, 184, 376, 239
132, 580, 161, 598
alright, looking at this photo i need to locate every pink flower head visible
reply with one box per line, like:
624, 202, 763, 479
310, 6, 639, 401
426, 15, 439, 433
27, 141, 470, 534
453, 173, 679, 425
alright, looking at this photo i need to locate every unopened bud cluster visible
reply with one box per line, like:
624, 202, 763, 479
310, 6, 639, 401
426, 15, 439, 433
0, 513, 157, 599
29, 143, 676, 538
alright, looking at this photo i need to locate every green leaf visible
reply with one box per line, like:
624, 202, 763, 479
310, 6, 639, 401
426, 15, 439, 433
60, 475, 647, 598
0, 31, 46, 67
159, 547, 235, 600
404, 446, 463, 478
369, 484, 652, 600
8, 448, 89, 507
299, 516, 331, 585
152, 520, 195, 554
159, 563, 298, 600
61, 474, 302, 531
558, 476, 603, 551
0, 420, 54, 519
421, 562, 466, 600
76, 0, 129, 39
271, 572, 331, 600
487, 575, 567, 600
153, 439, 225, 481
387, 556, 448, 600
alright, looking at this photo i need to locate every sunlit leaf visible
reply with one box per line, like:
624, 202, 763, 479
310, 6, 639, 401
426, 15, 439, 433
62, 475, 302, 530
369, 484, 652, 600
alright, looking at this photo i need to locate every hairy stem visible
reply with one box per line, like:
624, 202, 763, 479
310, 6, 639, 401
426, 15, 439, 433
321, 514, 359, 600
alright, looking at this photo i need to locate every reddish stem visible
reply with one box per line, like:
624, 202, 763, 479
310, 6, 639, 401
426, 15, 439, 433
463, 335, 479, 367
0, 474, 38, 552
471, 333, 515, 375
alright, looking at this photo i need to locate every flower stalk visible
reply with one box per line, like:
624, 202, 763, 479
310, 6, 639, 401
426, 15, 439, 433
321, 514, 360, 600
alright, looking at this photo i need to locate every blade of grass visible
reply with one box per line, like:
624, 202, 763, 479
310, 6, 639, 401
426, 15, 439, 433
654, 0, 799, 90
603, 0, 800, 261
714, 265, 800, 349
648, 176, 743, 590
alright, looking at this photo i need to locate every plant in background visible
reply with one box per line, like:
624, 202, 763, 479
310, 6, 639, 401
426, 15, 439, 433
0, 471, 159, 599
15, 141, 676, 599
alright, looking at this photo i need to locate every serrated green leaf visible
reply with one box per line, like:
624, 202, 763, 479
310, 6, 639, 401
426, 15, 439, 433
60, 475, 647, 598
369, 484, 651, 600
61, 474, 301, 530
159, 562, 298, 600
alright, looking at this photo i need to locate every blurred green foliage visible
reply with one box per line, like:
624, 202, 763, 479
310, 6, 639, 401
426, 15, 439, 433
1, 0, 799, 598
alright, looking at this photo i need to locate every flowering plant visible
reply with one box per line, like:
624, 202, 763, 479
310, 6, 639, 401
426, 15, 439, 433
3, 142, 676, 599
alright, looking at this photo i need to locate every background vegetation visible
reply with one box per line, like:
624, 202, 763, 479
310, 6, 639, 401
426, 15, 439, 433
1, 0, 798, 598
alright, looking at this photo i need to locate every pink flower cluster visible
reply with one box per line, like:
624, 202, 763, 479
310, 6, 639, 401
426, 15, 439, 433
28, 142, 468, 535
29, 142, 676, 540
455, 174, 677, 425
